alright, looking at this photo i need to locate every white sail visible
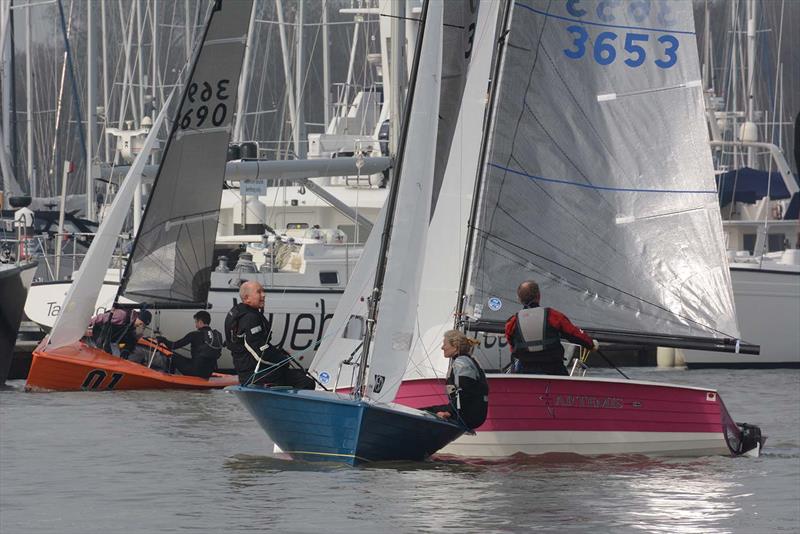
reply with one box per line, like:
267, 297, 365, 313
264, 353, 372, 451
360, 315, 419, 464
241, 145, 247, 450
46, 94, 173, 350
463, 0, 738, 339
310, 0, 485, 392
308, 203, 388, 388
405, 0, 501, 380
364, 0, 444, 403
121, 0, 253, 306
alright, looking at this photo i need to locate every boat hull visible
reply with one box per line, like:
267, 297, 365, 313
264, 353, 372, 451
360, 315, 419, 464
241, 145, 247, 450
26, 340, 238, 391
230, 386, 465, 465
683, 266, 800, 368
396, 374, 756, 457
1, 261, 37, 383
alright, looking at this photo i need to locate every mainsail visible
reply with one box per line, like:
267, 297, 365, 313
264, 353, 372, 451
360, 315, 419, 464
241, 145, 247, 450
120, 0, 253, 306
461, 0, 739, 340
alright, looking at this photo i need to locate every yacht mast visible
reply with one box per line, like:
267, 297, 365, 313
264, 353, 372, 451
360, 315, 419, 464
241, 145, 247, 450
294, 0, 306, 159
25, 0, 34, 197
86, 0, 97, 219
233, 0, 258, 142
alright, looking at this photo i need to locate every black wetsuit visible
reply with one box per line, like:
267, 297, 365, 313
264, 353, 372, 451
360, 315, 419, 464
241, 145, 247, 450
224, 303, 287, 385
160, 326, 223, 379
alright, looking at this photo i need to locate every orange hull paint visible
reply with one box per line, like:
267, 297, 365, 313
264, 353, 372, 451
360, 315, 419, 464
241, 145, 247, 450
26, 340, 238, 392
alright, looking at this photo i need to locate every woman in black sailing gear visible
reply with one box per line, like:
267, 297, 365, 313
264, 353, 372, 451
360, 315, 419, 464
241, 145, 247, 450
423, 330, 489, 430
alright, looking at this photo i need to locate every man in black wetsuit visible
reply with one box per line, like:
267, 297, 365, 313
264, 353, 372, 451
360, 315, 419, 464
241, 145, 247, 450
224, 280, 288, 385
156, 311, 223, 379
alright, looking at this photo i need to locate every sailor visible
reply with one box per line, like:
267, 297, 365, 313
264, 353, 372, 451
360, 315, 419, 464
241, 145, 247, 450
89, 308, 152, 360
423, 330, 489, 430
224, 280, 287, 385
156, 311, 223, 379
504, 280, 598, 375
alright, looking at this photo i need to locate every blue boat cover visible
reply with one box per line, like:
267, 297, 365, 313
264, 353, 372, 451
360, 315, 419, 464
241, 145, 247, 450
716, 167, 793, 206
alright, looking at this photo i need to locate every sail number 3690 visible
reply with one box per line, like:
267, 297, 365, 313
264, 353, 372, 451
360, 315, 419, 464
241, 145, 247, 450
179, 79, 231, 130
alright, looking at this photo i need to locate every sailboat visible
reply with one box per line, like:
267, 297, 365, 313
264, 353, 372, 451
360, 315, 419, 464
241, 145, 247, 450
25, 0, 252, 392
377, 0, 766, 457
230, 0, 478, 465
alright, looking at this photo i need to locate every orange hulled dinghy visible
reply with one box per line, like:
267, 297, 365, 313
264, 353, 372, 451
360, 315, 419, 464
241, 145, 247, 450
27, 338, 237, 392
26, 1, 251, 392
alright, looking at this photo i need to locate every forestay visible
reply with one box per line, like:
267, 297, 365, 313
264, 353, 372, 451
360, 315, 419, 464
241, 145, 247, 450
463, 0, 738, 339
120, 0, 253, 306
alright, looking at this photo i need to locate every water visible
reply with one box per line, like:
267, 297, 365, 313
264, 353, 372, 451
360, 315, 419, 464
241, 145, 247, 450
2, 368, 798, 533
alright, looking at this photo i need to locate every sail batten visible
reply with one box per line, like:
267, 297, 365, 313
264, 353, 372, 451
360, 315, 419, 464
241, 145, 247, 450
462, 0, 739, 340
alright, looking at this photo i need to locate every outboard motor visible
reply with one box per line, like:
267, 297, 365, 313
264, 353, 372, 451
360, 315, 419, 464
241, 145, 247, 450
736, 423, 764, 456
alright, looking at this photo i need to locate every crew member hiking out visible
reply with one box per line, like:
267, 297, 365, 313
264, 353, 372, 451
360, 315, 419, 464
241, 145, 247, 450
505, 280, 598, 375
422, 330, 489, 430
157, 311, 223, 379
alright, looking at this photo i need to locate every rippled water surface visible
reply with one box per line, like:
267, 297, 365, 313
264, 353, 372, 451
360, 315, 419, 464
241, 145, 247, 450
2, 368, 798, 533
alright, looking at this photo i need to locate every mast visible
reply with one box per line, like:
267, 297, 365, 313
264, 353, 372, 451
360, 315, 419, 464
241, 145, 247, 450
86, 0, 97, 219
355, 0, 429, 397
294, 0, 306, 159
25, 0, 33, 197
388, 0, 404, 156
322, 0, 330, 129
1, 0, 12, 197
56, 0, 87, 174
454, 0, 513, 323
233, 0, 258, 142
274, 0, 297, 156
744, 0, 757, 167
101, 0, 110, 162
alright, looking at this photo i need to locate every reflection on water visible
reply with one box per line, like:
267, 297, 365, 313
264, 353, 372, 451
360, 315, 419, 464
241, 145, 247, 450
1, 369, 798, 533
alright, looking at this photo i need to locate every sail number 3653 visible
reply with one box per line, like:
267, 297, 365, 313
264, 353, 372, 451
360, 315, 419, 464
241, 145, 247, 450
562, 0, 679, 69
179, 79, 231, 130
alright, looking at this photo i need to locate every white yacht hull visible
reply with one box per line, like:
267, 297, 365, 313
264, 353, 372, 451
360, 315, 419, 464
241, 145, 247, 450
683, 265, 800, 368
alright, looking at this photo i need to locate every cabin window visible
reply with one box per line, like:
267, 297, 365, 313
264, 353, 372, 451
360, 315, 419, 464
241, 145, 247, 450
768, 233, 787, 252
319, 272, 338, 285
743, 234, 756, 255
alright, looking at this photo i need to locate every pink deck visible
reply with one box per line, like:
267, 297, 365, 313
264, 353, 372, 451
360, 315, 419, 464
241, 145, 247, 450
396, 375, 738, 435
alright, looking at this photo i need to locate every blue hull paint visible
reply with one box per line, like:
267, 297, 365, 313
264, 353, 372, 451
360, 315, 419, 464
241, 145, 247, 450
230, 386, 465, 465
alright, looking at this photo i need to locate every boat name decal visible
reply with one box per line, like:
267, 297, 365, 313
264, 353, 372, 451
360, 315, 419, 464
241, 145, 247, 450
554, 394, 623, 409
47, 301, 108, 318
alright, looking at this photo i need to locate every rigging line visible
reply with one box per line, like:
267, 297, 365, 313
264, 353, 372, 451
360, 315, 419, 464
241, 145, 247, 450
516, 3, 696, 36
535, 45, 634, 202
490, 163, 717, 194
491, 199, 623, 286
506, 153, 626, 257
482, 0, 553, 293
471, 226, 733, 338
